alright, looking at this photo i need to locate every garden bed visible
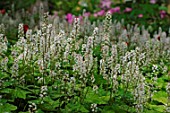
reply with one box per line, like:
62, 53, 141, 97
0, 0, 170, 113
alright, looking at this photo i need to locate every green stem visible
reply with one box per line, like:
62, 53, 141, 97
82, 86, 89, 103
109, 82, 113, 104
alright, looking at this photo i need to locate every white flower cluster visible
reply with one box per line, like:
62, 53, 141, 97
28, 102, 37, 113
0, 11, 169, 113
0, 34, 8, 53
91, 103, 98, 112
40, 85, 48, 98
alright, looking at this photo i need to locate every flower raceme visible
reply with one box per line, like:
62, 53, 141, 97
124, 7, 132, 13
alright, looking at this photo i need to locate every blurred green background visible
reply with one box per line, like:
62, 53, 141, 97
1, 0, 170, 43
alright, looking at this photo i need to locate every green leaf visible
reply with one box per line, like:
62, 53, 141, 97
157, 78, 166, 89
36, 109, 44, 113
144, 109, 162, 113
3, 80, 13, 87
80, 106, 89, 113
0, 103, 17, 112
13, 87, 30, 99
85, 87, 109, 104
159, 6, 167, 11
0, 88, 12, 94
65, 103, 89, 113
19, 111, 30, 113
152, 91, 167, 105
147, 104, 165, 112
102, 105, 127, 113
39, 96, 60, 111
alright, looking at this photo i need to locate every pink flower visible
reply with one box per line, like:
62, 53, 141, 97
124, 7, 132, 13
66, 13, 74, 24
108, 6, 120, 14
138, 14, 143, 18
73, 16, 83, 24
77, 16, 83, 21
160, 10, 166, 19
100, 0, 112, 9
93, 13, 98, 17
150, 0, 156, 4
83, 12, 90, 17
97, 10, 105, 16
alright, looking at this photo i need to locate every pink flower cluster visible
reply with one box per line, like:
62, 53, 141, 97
124, 7, 132, 13
138, 14, 143, 18
66, 13, 84, 24
160, 10, 166, 19
93, 6, 121, 17
65, 6, 134, 23
108, 7, 120, 14
100, 0, 112, 9
66, 13, 74, 24
95, 10, 105, 16
150, 0, 156, 4
65, 0, 167, 24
